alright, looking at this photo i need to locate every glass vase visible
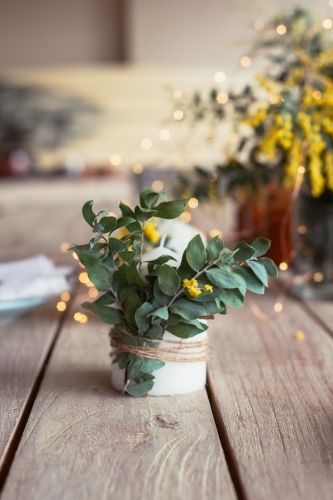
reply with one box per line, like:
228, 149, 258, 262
292, 188, 333, 300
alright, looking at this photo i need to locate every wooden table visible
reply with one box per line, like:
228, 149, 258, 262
1, 178, 333, 500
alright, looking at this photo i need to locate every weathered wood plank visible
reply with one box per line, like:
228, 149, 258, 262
0, 302, 64, 479
207, 288, 333, 500
302, 301, 333, 337
1, 298, 237, 500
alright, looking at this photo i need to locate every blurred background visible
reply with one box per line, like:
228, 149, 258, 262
2, 0, 333, 301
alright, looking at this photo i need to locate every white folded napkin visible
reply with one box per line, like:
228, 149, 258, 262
0, 255, 72, 301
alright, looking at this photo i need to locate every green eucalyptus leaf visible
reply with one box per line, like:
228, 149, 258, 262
126, 380, 154, 396
158, 265, 181, 296
124, 292, 141, 326
139, 187, 155, 208
112, 264, 128, 294
150, 306, 169, 320
127, 356, 144, 380
81, 301, 123, 324
116, 216, 137, 229
93, 293, 116, 305
146, 324, 163, 339
206, 268, 240, 289
186, 235, 207, 272
144, 192, 161, 208
135, 302, 154, 333
154, 199, 190, 219
141, 358, 165, 373
233, 242, 256, 262
247, 261, 268, 286
206, 236, 224, 262
260, 257, 278, 278
204, 299, 226, 315
119, 250, 136, 262
82, 200, 95, 227
119, 202, 136, 218
113, 353, 128, 369
251, 237, 271, 257
153, 280, 170, 306
126, 261, 147, 289
143, 255, 177, 265
135, 206, 157, 222
99, 216, 117, 233
85, 261, 113, 291
108, 238, 128, 253
232, 272, 247, 296
232, 266, 265, 294
170, 299, 206, 320
219, 288, 244, 308
177, 251, 196, 281
92, 222, 104, 233
167, 321, 203, 339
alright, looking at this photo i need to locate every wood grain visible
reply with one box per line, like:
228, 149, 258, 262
302, 301, 333, 338
1, 297, 237, 500
207, 288, 333, 500
0, 302, 63, 477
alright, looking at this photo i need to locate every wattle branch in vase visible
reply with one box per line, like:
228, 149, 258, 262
71, 187, 277, 396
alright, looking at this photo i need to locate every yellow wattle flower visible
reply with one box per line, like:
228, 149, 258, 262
204, 284, 213, 292
144, 222, 160, 244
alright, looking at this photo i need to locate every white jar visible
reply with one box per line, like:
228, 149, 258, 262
111, 329, 208, 396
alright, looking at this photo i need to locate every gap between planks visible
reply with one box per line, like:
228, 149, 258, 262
0, 294, 74, 493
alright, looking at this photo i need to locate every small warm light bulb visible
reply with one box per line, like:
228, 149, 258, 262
79, 272, 88, 283
228, 132, 238, 144
180, 212, 191, 223
276, 24, 287, 35
173, 89, 182, 98
110, 154, 121, 166
74, 312, 82, 321
188, 198, 199, 208
240, 56, 251, 67
254, 20, 264, 31
152, 180, 163, 192
88, 288, 99, 298
205, 127, 216, 138
314, 272, 323, 282
133, 163, 143, 174
61, 291, 70, 302
57, 301, 66, 312
141, 138, 152, 150
214, 71, 226, 83
274, 302, 283, 312
159, 129, 171, 140
312, 90, 322, 100
323, 18, 333, 29
279, 262, 288, 271
209, 229, 223, 238
173, 110, 184, 120
79, 314, 88, 324
297, 225, 307, 234
60, 241, 70, 253
217, 92, 228, 104
298, 166, 305, 174
86, 279, 94, 288
73, 253, 79, 261
295, 331, 305, 341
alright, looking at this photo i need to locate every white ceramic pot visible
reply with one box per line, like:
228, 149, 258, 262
111, 329, 208, 396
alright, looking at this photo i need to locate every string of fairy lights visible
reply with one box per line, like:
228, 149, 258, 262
54, 7, 333, 336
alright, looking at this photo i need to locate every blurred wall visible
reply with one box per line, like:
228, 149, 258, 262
0, 0, 124, 68
126, 0, 333, 66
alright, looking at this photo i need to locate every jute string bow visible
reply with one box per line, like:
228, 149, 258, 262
110, 329, 211, 363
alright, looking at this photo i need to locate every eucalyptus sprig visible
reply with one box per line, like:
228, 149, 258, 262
72, 187, 277, 396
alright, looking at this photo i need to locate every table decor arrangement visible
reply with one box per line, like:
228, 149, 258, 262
170, 7, 333, 298
72, 187, 277, 396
